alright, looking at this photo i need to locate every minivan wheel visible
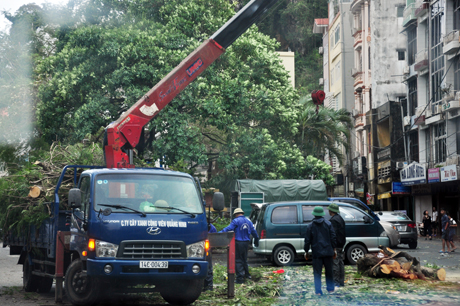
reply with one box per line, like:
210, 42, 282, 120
273, 246, 294, 266
408, 241, 417, 249
346, 244, 366, 265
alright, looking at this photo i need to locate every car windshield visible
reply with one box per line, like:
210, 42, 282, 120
94, 174, 203, 214
379, 212, 411, 221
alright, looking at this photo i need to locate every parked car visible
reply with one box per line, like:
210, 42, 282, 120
376, 211, 418, 249
252, 201, 390, 266
379, 221, 401, 248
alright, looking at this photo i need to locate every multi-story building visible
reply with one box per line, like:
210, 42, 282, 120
314, 0, 355, 197
401, 0, 460, 225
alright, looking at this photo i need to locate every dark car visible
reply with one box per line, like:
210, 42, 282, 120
376, 211, 418, 249
253, 201, 390, 266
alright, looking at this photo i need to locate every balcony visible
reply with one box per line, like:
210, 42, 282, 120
414, 49, 428, 72
351, 0, 364, 13
403, 3, 416, 27
414, 1, 428, 18
443, 30, 460, 56
442, 91, 460, 112
354, 114, 365, 127
353, 30, 363, 49
352, 68, 363, 87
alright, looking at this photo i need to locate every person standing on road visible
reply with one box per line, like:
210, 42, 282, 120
447, 212, 457, 252
432, 207, 438, 236
219, 208, 259, 284
304, 206, 337, 295
422, 210, 432, 240
327, 203, 346, 288
440, 208, 451, 253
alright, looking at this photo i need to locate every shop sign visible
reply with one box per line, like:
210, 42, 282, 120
440, 165, 458, 182
400, 162, 427, 186
377, 192, 391, 200
392, 182, 411, 194
366, 193, 374, 205
428, 168, 440, 183
411, 184, 431, 195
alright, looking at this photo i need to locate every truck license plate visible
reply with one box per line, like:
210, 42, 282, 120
139, 261, 168, 269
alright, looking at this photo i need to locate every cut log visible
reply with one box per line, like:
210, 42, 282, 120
28, 186, 42, 198
421, 267, 446, 281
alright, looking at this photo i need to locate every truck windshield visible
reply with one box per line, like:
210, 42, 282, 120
94, 174, 203, 214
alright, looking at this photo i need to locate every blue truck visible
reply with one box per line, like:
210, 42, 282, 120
2, 1, 280, 305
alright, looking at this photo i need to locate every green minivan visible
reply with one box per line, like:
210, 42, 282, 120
252, 201, 390, 266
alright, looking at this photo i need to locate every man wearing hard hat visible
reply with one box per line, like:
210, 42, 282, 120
219, 208, 260, 284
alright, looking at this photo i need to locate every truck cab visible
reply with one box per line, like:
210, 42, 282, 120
67, 168, 208, 305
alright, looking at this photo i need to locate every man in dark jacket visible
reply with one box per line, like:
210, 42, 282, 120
304, 206, 336, 295
219, 208, 259, 284
327, 203, 346, 287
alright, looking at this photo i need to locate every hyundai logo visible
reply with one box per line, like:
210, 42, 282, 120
146, 227, 161, 235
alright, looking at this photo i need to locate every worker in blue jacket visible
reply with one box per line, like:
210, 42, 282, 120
219, 208, 259, 284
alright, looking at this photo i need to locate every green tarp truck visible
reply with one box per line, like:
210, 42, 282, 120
230, 179, 328, 216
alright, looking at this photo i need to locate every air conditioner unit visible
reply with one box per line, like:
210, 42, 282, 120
396, 162, 406, 170
403, 116, 411, 126
456, 91, 460, 100
319, 78, 324, 85
352, 109, 359, 116
403, 66, 410, 75
319, 47, 324, 55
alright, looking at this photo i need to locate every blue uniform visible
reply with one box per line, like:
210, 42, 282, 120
209, 224, 217, 233
219, 215, 259, 283
219, 216, 259, 241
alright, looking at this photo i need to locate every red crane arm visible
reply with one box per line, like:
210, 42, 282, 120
104, 0, 279, 168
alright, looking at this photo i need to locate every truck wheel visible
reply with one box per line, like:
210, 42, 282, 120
273, 246, 294, 266
23, 259, 38, 292
160, 279, 203, 305
65, 259, 100, 306
37, 276, 54, 293
346, 244, 366, 265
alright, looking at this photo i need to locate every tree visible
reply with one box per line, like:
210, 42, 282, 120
35, 0, 303, 181
296, 95, 353, 164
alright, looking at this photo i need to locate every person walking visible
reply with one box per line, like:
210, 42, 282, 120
440, 208, 451, 253
219, 208, 259, 284
327, 203, 346, 288
447, 212, 457, 252
422, 210, 432, 240
304, 206, 337, 295
432, 207, 438, 236
203, 223, 217, 291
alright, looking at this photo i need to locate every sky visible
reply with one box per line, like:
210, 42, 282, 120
0, 0, 65, 32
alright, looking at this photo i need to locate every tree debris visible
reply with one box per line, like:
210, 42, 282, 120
357, 245, 446, 281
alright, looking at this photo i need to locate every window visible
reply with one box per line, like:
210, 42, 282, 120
334, 26, 341, 46
79, 176, 91, 217
409, 131, 419, 163
430, 2, 445, 105
407, 26, 417, 65
434, 122, 446, 163
397, 6, 404, 18
93, 174, 203, 214
408, 79, 417, 116
339, 206, 368, 223
302, 206, 331, 223
398, 51, 405, 61
272, 206, 297, 224
455, 59, 460, 91
454, 0, 460, 30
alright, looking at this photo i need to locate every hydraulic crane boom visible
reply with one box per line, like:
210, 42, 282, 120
104, 0, 279, 168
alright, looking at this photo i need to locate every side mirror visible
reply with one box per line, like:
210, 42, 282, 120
212, 192, 225, 211
363, 215, 372, 224
69, 188, 82, 209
